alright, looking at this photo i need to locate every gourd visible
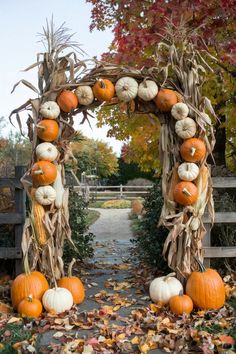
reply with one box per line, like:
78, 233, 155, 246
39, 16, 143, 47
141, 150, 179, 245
42, 287, 73, 314
31, 201, 48, 245
154, 88, 178, 112
177, 162, 199, 182
173, 181, 198, 206
149, 273, 183, 304
37, 119, 59, 142
75, 86, 94, 105
186, 258, 225, 310
93, 79, 115, 101
52, 164, 65, 209
11, 259, 49, 309
31, 161, 57, 186
115, 77, 138, 102
35, 186, 56, 205
17, 295, 42, 318
175, 118, 197, 139
180, 138, 206, 163
171, 102, 189, 120
169, 291, 193, 315
137, 80, 158, 101
39, 101, 60, 119
36, 142, 58, 162
58, 259, 85, 304
57, 90, 78, 112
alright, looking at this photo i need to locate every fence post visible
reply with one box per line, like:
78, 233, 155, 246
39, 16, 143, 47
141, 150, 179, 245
14, 166, 26, 275
120, 184, 123, 199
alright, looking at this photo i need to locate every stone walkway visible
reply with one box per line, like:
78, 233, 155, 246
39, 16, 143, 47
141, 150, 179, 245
36, 209, 164, 353
89, 208, 133, 241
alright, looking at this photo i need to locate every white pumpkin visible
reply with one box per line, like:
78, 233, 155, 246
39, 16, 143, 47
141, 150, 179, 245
171, 102, 189, 120
36, 142, 58, 162
39, 101, 60, 119
138, 80, 158, 101
42, 287, 73, 314
149, 273, 183, 304
175, 117, 197, 139
115, 77, 138, 102
52, 165, 65, 209
75, 86, 94, 106
178, 162, 199, 182
35, 186, 56, 205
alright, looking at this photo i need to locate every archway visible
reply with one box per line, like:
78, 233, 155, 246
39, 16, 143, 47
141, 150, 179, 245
9, 19, 215, 282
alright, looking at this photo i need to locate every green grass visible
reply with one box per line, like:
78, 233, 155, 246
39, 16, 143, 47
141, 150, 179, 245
89, 199, 132, 209
0, 323, 32, 353
86, 209, 100, 226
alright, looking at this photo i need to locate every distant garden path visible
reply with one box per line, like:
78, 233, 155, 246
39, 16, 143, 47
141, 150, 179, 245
89, 208, 133, 241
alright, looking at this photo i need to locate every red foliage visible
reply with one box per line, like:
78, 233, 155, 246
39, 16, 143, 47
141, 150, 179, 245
87, 0, 236, 66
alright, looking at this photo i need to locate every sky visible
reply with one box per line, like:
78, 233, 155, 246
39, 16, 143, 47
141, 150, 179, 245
0, 0, 123, 154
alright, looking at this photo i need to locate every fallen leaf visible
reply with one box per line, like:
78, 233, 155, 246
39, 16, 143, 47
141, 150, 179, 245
53, 331, 65, 339
7, 317, 21, 324
82, 344, 94, 354
218, 335, 235, 345
131, 336, 140, 344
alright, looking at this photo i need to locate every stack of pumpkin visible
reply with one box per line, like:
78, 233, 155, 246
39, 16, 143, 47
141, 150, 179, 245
149, 258, 226, 315
11, 258, 84, 318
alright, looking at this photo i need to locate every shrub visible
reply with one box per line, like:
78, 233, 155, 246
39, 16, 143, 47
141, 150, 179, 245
131, 179, 169, 271
131, 199, 143, 216
63, 189, 95, 263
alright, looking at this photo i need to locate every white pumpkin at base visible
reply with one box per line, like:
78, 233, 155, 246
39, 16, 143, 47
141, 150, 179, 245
75, 86, 94, 106
39, 101, 60, 119
35, 185, 57, 205
42, 287, 73, 314
36, 142, 58, 162
175, 117, 197, 139
115, 77, 138, 102
171, 102, 189, 120
149, 273, 183, 304
178, 162, 199, 181
138, 80, 158, 101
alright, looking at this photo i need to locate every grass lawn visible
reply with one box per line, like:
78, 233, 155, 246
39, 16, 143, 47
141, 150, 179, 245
89, 199, 132, 209
86, 209, 100, 226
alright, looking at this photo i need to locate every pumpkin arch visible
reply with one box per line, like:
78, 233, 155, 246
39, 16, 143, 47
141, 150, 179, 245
9, 19, 216, 281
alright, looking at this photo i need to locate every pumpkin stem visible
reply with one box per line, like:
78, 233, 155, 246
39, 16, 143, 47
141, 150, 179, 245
33, 170, 44, 175
182, 188, 192, 196
23, 254, 31, 276
190, 147, 196, 156
98, 79, 106, 89
179, 290, 184, 296
163, 272, 176, 281
123, 85, 129, 91
193, 256, 206, 272
68, 258, 76, 277
36, 124, 46, 130
143, 79, 148, 88
27, 294, 33, 302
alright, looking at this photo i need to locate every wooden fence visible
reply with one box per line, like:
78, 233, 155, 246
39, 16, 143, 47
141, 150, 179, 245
77, 184, 153, 201
203, 177, 236, 266
0, 166, 26, 275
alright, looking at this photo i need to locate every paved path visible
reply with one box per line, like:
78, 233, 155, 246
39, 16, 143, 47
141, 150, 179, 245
89, 208, 133, 241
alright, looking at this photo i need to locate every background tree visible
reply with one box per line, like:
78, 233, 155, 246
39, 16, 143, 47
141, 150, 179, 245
71, 131, 118, 179
88, 0, 236, 171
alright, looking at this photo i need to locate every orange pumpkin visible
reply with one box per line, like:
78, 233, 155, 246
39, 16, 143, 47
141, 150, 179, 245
154, 88, 178, 112
169, 291, 193, 315
93, 79, 115, 101
57, 90, 78, 112
173, 181, 198, 206
186, 258, 225, 310
180, 138, 206, 163
31, 161, 57, 186
11, 259, 49, 309
58, 258, 85, 304
37, 119, 59, 142
17, 295, 42, 318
